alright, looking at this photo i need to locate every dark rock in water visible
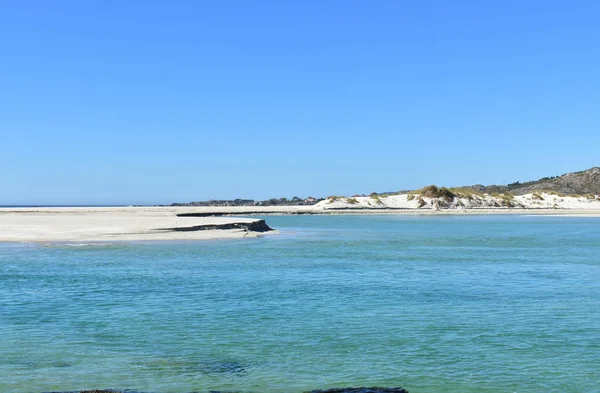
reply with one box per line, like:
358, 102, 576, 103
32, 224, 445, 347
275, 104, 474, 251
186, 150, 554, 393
43, 390, 154, 393
185, 360, 248, 375
307, 388, 409, 393
76, 391, 123, 393
45, 386, 407, 393
43, 390, 130, 393
51, 361, 72, 368
134, 357, 249, 379
44, 390, 156, 393
207, 391, 245, 393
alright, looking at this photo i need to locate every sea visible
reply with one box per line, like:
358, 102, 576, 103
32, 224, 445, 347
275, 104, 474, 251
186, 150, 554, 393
1, 215, 599, 393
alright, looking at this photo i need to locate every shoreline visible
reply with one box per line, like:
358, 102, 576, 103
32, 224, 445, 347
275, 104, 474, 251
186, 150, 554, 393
175, 206, 600, 217
4, 205, 600, 214
0, 207, 276, 243
2, 206, 599, 243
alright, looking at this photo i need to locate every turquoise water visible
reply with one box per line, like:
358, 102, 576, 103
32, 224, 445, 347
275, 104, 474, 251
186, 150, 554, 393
1, 215, 600, 393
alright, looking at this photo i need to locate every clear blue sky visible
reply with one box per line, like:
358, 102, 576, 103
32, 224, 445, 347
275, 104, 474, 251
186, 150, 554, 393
1, 0, 599, 205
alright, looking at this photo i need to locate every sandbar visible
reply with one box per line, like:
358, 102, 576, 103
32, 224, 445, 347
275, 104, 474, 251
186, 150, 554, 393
0, 207, 275, 243
2, 205, 599, 243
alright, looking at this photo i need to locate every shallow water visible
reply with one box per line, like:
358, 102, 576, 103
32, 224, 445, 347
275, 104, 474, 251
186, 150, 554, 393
1, 215, 599, 393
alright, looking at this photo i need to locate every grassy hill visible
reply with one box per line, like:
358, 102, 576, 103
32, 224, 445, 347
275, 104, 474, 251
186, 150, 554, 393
466, 167, 600, 196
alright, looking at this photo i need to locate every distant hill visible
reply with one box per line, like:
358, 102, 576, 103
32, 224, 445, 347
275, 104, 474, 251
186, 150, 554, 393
318, 167, 600, 211
466, 167, 600, 196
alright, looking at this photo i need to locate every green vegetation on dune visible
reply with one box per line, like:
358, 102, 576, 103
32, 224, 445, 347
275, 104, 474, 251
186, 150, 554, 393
327, 169, 600, 208
327, 196, 341, 203
538, 190, 565, 196
529, 190, 599, 199
532, 192, 544, 200
370, 194, 382, 204
447, 187, 485, 199
366, 167, 600, 201
418, 185, 456, 202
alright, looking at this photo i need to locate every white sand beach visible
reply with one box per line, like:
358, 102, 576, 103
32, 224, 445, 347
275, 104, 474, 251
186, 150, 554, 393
2, 200, 600, 243
0, 207, 275, 242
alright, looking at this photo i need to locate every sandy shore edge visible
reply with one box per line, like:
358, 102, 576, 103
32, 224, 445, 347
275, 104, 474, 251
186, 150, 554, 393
1, 206, 599, 243
0, 207, 277, 243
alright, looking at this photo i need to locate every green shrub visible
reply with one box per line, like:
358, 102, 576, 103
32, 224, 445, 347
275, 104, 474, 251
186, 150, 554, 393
419, 185, 455, 202
370, 195, 382, 204
438, 187, 455, 202
417, 197, 426, 208
532, 192, 544, 200
407, 194, 416, 201
448, 187, 484, 199
327, 196, 341, 204
346, 198, 358, 204
420, 185, 440, 198
497, 192, 515, 207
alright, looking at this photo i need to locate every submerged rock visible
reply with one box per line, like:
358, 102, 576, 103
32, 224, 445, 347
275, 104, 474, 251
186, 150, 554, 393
46, 387, 408, 393
307, 388, 409, 393
44, 391, 130, 393
184, 360, 248, 375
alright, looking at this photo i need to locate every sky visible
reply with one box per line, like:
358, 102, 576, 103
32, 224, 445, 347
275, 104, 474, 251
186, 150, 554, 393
1, 0, 599, 205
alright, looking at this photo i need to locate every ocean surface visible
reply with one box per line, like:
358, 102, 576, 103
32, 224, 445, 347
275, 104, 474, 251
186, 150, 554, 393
1, 215, 599, 393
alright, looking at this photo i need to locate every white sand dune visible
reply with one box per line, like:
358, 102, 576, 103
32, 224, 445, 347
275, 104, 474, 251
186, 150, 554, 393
315, 192, 600, 212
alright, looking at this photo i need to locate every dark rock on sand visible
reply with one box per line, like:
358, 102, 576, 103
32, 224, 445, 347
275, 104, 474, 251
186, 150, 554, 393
159, 219, 273, 233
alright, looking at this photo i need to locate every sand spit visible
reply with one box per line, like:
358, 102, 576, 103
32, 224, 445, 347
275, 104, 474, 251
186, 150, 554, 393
2, 197, 600, 243
0, 207, 275, 243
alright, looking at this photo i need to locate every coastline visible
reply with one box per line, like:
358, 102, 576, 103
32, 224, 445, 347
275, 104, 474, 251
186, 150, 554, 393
173, 205, 600, 216
2, 205, 600, 243
0, 207, 276, 243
